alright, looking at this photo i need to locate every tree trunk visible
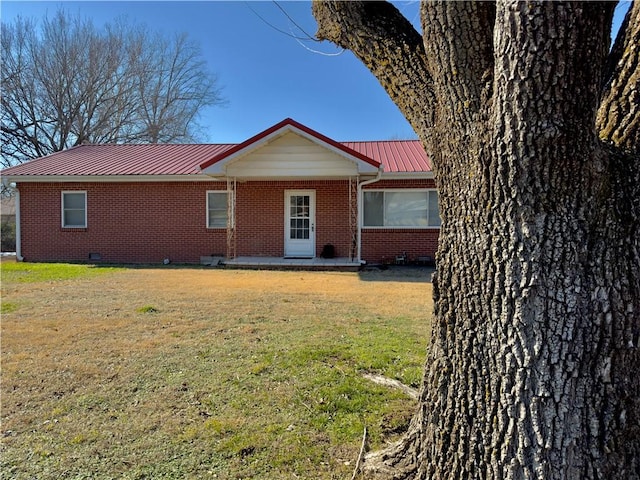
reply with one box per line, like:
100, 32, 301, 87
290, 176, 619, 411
313, 1, 640, 479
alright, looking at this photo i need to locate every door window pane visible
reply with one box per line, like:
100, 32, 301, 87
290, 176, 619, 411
289, 195, 310, 240
291, 196, 309, 218
289, 217, 309, 239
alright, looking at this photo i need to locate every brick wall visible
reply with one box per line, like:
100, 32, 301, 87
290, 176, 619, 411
235, 180, 352, 259
17, 178, 439, 265
18, 182, 226, 263
360, 178, 439, 265
360, 228, 439, 264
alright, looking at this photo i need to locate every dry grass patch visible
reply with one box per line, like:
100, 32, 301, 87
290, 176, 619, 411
1, 260, 433, 479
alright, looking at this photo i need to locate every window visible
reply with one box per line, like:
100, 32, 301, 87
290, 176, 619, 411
207, 191, 228, 228
62, 191, 87, 228
289, 195, 310, 239
363, 189, 440, 228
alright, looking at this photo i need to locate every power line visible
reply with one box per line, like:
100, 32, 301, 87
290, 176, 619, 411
272, 1, 318, 41
292, 34, 345, 57
243, 1, 313, 41
243, 1, 344, 57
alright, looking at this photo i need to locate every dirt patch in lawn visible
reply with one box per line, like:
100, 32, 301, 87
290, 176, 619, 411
1, 261, 433, 479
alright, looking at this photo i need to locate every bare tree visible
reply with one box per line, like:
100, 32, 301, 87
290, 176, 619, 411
313, 1, 639, 479
1, 9, 224, 166
131, 31, 222, 144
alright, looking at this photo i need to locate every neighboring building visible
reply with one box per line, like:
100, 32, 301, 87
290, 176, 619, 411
0, 118, 439, 266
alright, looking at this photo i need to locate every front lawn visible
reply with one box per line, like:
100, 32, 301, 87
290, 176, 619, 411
0, 261, 433, 479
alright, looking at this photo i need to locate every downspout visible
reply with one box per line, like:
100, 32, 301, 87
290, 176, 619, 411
357, 167, 383, 264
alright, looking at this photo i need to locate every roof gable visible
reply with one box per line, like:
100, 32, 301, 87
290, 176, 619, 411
199, 118, 381, 178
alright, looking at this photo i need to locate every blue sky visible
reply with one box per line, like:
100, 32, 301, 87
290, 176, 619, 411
1, 1, 631, 144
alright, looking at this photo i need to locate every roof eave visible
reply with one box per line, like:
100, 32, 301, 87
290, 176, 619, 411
1, 174, 222, 183
380, 171, 434, 180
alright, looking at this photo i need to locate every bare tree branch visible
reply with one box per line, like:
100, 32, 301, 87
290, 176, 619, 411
598, 0, 640, 152
313, 1, 435, 141
0, 9, 225, 166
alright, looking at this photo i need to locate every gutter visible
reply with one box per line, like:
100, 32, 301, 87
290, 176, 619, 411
357, 167, 383, 264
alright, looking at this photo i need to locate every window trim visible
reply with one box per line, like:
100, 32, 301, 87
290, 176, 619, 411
61, 191, 87, 228
206, 190, 228, 229
361, 188, 440, 229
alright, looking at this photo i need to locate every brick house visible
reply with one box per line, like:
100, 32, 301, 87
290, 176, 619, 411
0, 118, 439, 266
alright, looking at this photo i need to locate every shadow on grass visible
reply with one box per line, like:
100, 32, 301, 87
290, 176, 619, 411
89, 262, 435, 283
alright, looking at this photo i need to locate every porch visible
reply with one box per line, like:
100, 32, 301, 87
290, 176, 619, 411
201, 255, 361, 271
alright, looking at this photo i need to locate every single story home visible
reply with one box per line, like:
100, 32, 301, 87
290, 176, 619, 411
0, 118, 439, 266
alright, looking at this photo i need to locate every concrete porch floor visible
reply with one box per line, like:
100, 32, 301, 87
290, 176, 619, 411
202, 256, 362, 271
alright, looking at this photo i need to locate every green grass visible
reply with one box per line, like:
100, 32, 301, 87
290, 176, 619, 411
1, 265, 432, 479
0, 261, 121, 283
1, 301, 18, 313
136, 304, 159, 314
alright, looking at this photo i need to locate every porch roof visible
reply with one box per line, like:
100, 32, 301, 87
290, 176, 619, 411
199, 118, 382, 179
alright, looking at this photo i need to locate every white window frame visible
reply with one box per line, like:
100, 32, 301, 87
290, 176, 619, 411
61, 191, 87, 228
361, 188, 440, 229
206, 191, 228, 229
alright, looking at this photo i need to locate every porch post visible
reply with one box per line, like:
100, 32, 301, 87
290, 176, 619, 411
226, 177, 237, 259
349, 177, 358, 260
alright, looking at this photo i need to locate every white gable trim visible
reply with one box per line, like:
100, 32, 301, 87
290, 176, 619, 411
201, 124, 381, 179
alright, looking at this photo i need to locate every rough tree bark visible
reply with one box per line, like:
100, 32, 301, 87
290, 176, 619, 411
314, 1, 639, 479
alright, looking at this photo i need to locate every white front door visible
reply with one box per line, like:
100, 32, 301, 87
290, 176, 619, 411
284, 190, 315, 258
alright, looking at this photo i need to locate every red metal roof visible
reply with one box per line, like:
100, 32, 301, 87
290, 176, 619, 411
1, 144, 234, 177
1, 120, 431, 178
343, 140, 430, 173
